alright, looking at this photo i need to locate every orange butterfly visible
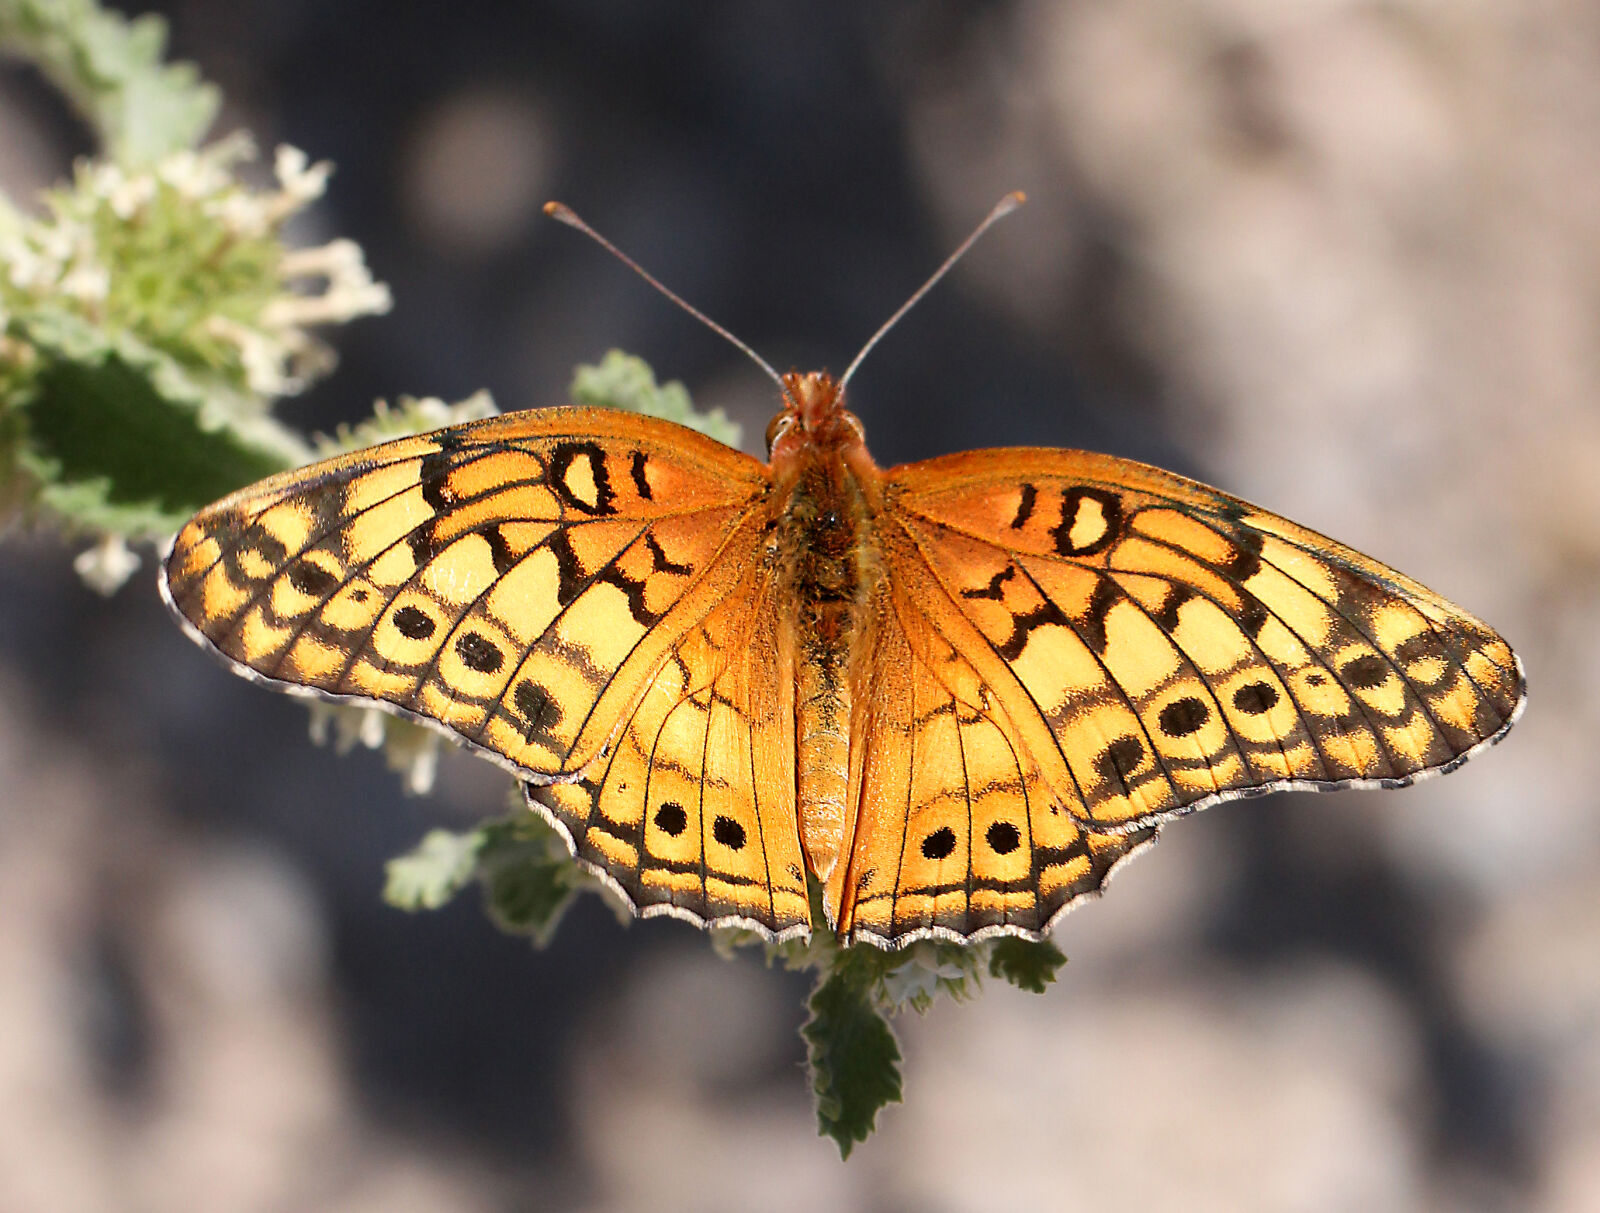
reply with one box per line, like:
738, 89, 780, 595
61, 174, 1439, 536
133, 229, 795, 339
161, 199, 1524, 948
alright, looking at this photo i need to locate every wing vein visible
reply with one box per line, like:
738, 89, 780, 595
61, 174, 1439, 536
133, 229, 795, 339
882, 516, 1099, 826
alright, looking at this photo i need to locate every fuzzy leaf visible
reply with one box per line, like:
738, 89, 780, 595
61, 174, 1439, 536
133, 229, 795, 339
804, 952, 904, 1158
15, 320, 302, 536
474, 814, 582, 946
0, 0, 219, 163
384, 828, 486, 912
571, 349, 741, 447
986, 936, 1067, 994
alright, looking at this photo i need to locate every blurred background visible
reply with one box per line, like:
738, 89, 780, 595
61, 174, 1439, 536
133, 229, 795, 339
1, 2, 1596, 1209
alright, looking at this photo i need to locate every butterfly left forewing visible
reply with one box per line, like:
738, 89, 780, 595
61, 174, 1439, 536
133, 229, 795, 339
881, 447, 1524, 835
162, 407, 771, 784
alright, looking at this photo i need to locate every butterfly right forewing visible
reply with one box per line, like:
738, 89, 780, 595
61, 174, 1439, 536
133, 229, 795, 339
880, 447, 1524, 835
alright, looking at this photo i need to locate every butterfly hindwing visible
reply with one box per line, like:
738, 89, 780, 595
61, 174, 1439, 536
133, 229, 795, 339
528, 556, 811, 936
882, 448, 1524, 834
162, 407, 772, 784
828, 578, 1156, 946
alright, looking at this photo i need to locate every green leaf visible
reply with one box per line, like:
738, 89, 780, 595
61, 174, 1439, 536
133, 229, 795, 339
986, 936, 1066, 994
384, 828, 486, 912
474, 814, 582, 946
15, 326, 302, 536
384, 813, 588, 946
803, 951, 904, 1158
570, 349, 742, 448
0, 0, 219, 163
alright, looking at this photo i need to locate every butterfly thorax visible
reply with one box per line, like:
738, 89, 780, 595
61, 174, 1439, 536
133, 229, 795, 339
767, 372, 886, 897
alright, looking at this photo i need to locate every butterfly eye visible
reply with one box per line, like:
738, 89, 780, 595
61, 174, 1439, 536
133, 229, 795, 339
766, 413, 795, 456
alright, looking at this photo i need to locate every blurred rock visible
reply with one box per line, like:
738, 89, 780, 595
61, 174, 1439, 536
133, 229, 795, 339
885, 962, 1424, 1212
0, 672, 509, 1212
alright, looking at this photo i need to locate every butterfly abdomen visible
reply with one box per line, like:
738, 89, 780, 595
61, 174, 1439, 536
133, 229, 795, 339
777, 447, 886, 898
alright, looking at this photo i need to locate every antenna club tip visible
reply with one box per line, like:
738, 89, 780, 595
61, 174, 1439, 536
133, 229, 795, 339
544, 200, 578, 224
999, 190, 1027, 213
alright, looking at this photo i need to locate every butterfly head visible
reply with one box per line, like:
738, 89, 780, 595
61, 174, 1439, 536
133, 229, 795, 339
766, 371, 871, 470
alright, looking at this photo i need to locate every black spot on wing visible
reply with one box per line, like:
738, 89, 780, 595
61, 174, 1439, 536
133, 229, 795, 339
549, 441, 617, 515
455, 631, 505, 673
1232, 680, 1279, 715
288, 559, 339, 596
630, 450, 653, 500
1094, 735, 1146, 786
1396, 631, 1446, 666
513, 680, 562, 740
1158, 696, 1210, 737
1011, 484, 1037, 529
1341, 654, 1390, 689
393, 605, 437, 640
654, 801, 687, 837
921, 826, 957, 860
985, 821, 1021, 855
712, 815, 746, 850
960, 565, 1016, 601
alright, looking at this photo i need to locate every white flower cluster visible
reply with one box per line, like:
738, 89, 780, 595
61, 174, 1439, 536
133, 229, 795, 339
3, 134, 391, 397
2, 198, 100, 301
208, 141, 392, 395
307, 701, 443, 796
879, 940, 982, 1011
71, 532, 140, 595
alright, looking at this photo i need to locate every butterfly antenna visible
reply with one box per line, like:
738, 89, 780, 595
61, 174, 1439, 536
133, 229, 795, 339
838, 191, 1027, 392
544, 201, 789, 398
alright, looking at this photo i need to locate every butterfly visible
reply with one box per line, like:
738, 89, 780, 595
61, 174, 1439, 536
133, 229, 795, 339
160, 202, 1524, 949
